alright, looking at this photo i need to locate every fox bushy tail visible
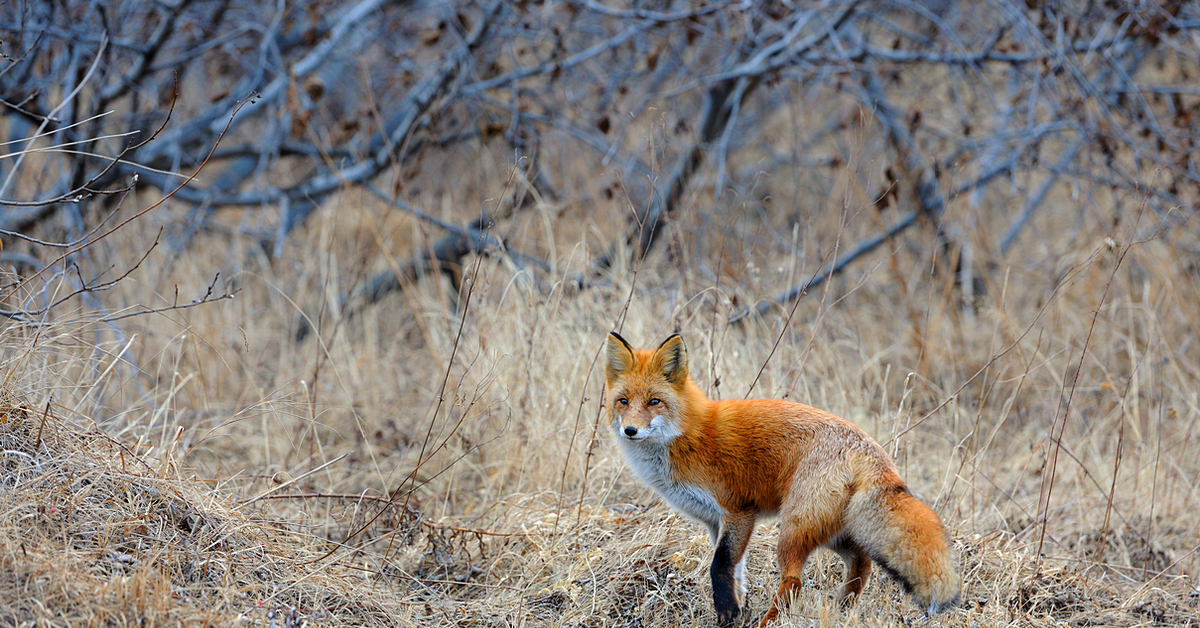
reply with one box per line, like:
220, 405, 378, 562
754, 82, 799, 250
845, 486, 960, 613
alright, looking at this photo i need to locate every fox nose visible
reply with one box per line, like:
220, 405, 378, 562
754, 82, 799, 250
623, 426, 638, 437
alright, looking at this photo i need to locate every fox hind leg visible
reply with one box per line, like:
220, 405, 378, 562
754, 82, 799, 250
762, 477, 847, 627
759, 536, 815, 627
830, 536, 872, 606
761, 523, 837, 627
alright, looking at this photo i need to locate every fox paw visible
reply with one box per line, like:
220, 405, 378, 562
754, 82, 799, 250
715, 605, 740, 628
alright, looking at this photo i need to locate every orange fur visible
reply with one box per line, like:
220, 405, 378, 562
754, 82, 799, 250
605, 333, 960, 627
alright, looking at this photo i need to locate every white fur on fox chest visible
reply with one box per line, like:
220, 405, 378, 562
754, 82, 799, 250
614, 417, 726, 534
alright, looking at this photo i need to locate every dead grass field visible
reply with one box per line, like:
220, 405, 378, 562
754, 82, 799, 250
4, 173, 1199, 627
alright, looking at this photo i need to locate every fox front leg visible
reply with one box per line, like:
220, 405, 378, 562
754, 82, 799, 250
711, 513, 756, 627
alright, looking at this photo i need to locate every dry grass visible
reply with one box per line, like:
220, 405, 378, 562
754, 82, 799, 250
0, 389, 405, 626
4, 197, 1199, 627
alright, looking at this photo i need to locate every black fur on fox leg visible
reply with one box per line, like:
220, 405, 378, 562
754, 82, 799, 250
710, 533, 741, 627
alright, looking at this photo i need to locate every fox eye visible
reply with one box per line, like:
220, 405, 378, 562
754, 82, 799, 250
618, 398, 628, 406
648, 398, 661, 406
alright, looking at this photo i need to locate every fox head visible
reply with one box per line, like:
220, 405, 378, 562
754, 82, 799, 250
604, 332, 691, 443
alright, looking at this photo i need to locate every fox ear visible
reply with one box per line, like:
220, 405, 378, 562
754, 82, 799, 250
605, 332, 635, 383
653, 334, 689, 386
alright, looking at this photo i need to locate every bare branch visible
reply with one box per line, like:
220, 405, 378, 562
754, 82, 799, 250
95, 0, 196, 105
729, 210, 919, 324
1000, 137, 1086, 254
132, 0, 505, 243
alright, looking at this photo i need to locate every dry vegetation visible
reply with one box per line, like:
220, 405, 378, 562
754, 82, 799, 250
3, 1, 1200, 626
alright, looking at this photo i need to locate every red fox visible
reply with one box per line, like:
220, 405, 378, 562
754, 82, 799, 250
604, 333, 959, 626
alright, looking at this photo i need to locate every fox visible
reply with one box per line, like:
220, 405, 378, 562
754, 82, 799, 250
604, 332, 959, 627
